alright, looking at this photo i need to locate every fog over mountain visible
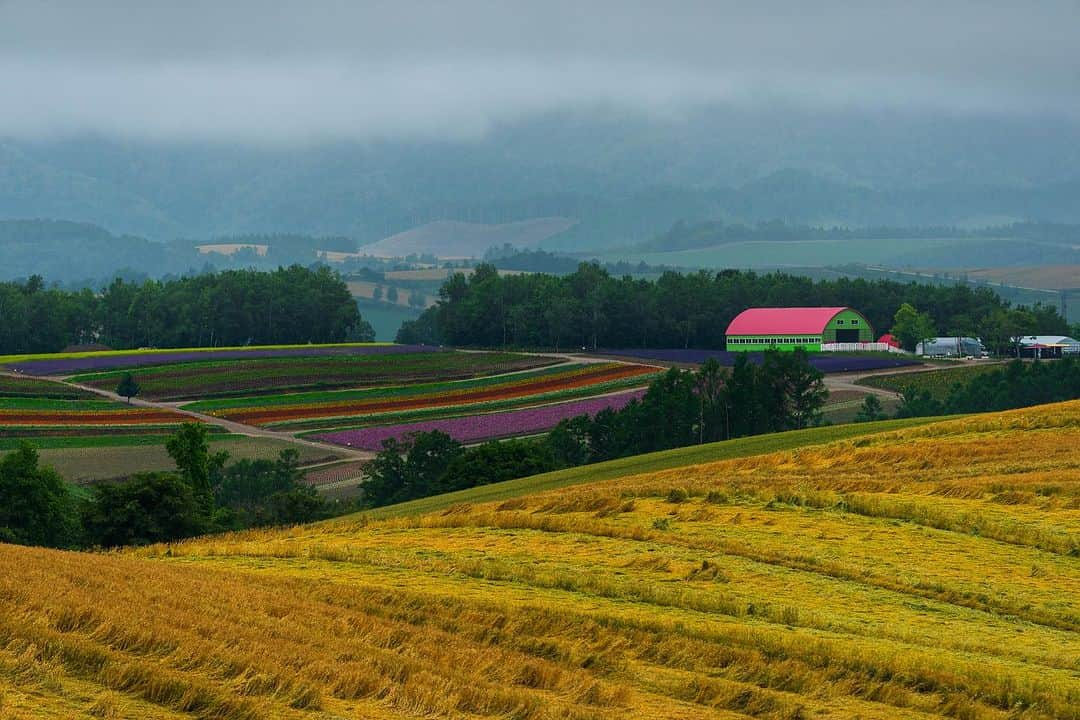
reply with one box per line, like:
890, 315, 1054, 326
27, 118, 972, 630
1, 1, 1078, 244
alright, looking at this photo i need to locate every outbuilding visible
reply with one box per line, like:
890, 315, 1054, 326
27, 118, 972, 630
725, 307, 873, 352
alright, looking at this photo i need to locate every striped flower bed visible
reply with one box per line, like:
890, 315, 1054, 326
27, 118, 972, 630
206, 363, 656, 427
314, 390, 645, 450
0, 408, 188, 426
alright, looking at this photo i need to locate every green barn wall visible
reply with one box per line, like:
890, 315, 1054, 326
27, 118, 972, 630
726, 308, 874, 352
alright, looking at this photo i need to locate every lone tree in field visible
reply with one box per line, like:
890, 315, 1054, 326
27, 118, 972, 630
116, 372, 140, 404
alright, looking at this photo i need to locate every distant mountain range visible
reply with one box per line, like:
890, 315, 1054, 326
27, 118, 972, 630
2, 107, 1079, 250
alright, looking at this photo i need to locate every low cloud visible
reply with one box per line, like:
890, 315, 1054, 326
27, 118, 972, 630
1, 1, 1077, 144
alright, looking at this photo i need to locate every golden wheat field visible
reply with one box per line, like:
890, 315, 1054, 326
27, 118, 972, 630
2, 402, 1079, 719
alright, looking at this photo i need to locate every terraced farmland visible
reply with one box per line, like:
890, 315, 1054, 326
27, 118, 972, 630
69, 351, 557, 400
186, 362, 659, 429
0, 402, 1076, 718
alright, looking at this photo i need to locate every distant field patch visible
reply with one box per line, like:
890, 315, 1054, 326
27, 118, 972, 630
347, 280, 437, 308
860, 362, 1004, 399
195, 242, 268, 256
603, 235, 996, 268
964, 264, 1080, 289
73, 351, 555, 401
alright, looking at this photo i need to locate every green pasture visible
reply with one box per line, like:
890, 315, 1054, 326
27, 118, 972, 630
354, 415, 944, 520
602, 236, 999, 269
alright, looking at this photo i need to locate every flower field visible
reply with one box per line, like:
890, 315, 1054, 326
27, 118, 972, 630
70, 351, 558, 400
1, 342, 425, 376
187, 362, 658, 428
1, 402, 1076, 718
314, 389, 646, 449
0, 397, 193, 440
597, 347, 919, 372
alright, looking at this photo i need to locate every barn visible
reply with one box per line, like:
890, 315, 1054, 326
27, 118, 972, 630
726, 307, 874, 352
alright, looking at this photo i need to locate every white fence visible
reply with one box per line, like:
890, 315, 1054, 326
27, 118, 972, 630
821, 342, 910, 354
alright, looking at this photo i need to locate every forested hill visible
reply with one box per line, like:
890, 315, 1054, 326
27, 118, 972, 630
0, 220, 359, 285
0, 266, 372, 354
397, 264, 1070, 350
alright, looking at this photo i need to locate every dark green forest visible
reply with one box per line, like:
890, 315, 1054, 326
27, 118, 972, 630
397, 263, 1069, 350
1, 424, 334, 550
0, 265, 371, 354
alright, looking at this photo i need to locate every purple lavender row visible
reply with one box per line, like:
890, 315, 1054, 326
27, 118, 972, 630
595, 349, 917, 373
314, 390, 646, 450
8, 344, 440, 376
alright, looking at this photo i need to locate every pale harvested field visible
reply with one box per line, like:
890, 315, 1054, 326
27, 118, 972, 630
0, 402, 1077, 718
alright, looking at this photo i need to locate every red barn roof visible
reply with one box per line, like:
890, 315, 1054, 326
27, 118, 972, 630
878, 333, 900, 348
726, 307, 850, 335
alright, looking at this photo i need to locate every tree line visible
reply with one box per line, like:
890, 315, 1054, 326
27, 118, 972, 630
363, 351, 827, 508
0, 424, 339, 549
397, 263, 1069, 351
892, 358, 1080, 419
0, 265, 372, 354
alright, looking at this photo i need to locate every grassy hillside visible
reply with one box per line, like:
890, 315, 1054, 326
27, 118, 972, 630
1, 404, 1078, 718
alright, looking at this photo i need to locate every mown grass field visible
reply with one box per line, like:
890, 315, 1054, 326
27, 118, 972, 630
3, 403, 1077, 718
859, 362, 1004, 399
72, 351, 558, 401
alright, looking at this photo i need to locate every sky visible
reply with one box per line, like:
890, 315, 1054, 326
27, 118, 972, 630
1, 0, 1077, 144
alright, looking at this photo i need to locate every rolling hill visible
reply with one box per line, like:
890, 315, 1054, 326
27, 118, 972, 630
358, 218, 578, 259
1, 402, 1077, 718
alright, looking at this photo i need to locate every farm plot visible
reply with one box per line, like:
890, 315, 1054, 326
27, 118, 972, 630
0, 342, 423, 376
859, 362, 1004, 399
186, 362, 659, 429
597, 347, 920, 373
69, 351, 558, 401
